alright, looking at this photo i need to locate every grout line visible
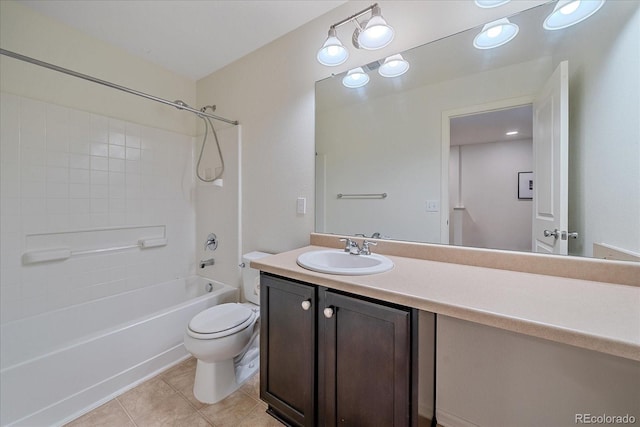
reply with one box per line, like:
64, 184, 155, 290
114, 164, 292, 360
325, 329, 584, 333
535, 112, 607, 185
114, 396, 138, 427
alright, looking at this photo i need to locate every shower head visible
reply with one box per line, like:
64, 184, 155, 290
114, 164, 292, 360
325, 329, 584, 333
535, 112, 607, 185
174, 100, 191, 110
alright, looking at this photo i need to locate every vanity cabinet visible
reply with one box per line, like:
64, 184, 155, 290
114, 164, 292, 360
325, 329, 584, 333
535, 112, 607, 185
260, 273, 317, 426
260, 273, 418, 427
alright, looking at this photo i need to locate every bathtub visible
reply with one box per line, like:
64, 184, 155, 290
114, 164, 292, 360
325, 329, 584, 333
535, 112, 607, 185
0, 276, 238, 427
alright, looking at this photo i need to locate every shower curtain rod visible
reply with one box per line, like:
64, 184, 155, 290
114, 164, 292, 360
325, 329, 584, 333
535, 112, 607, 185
0, 48, 239, 126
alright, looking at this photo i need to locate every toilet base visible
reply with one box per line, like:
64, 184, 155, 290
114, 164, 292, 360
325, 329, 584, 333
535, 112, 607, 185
193, 359, 237, 404
192, 341, 261, 404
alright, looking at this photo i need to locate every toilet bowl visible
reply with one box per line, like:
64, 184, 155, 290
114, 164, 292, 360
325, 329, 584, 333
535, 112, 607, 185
183, 251, 270, 404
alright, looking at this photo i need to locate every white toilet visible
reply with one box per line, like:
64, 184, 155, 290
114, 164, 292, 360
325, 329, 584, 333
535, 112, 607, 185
184, 251, 270, 404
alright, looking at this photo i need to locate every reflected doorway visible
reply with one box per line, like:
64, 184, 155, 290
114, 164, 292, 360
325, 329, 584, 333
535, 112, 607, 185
448, 104, 534, 252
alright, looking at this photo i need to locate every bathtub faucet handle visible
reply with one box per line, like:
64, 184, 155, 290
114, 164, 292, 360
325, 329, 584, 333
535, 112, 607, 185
200, 258, 215, 269
205, 233, 218, 251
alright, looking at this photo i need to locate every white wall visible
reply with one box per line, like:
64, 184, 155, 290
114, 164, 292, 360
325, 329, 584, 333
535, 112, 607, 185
568, 6, 640, 258
451, 139, 533, 252
194, 124, 243, 290
2, 1, 636, 426
194, 1, 638, 426
196, 0, 546, 254
0, 1, 196, 136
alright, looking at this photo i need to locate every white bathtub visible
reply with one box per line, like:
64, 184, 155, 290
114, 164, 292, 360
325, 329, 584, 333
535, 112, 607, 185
0, 276, 238, 427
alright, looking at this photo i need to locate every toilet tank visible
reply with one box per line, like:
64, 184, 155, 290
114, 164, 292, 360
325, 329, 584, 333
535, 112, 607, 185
242, 251, 272, 305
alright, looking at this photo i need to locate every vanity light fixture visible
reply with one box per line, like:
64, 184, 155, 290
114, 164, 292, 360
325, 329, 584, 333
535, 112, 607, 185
378, 54, 410, 78
355, 5, 395, 50
543, 0, 606, 31
474, 0, 511, 8
317, 3, 394, 67
317, 27, 349, 66
473, 18, 519, 49
342, 67, 370, 88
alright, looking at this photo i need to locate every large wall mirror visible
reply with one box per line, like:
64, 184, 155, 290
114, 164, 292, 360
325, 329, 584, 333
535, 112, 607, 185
315, 0, 639, 262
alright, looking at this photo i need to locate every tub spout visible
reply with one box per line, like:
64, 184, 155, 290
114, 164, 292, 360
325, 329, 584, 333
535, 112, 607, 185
200, 258, 215, 268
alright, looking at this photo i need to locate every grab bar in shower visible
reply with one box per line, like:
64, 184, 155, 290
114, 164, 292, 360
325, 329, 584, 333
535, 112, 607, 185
22, 237, 168, 264
337, 192, 388, 199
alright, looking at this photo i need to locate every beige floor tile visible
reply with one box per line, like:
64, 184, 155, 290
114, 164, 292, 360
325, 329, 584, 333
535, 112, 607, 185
199, 389, 261, 427
64, 399, 134, 427
162, 357, 197, 382
117, 377, 177, 420
239, 372, 260, 400
133, 393, 209, 427
162, 358, 207, 410
236, 403, 283, 427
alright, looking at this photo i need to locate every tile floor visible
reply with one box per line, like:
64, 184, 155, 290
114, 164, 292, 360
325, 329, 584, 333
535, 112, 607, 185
66, 357, 440, 427
65, 357, 282, 427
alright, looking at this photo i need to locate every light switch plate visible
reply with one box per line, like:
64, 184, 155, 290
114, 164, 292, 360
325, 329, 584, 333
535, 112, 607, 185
426, 200, 439, 212
297, 197, 307, 214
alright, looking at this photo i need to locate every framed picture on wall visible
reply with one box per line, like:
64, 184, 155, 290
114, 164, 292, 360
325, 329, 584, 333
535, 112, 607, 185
518, 172, 533, 200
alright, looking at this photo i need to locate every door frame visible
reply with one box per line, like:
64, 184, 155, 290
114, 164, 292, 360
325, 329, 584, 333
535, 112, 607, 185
440, 95, 535, 244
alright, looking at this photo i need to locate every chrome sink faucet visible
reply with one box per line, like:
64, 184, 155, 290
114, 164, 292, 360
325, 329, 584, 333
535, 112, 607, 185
360, 240, 377, 255
339, 238, 377, 255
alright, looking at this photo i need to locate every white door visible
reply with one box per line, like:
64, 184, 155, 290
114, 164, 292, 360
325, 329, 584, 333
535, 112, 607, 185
532, 61, 569, 255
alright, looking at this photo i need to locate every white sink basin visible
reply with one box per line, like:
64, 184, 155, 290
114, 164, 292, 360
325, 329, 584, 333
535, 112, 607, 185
296, 249, 394, 275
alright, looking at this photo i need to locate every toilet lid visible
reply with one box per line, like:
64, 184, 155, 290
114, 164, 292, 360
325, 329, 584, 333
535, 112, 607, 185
188, 303, 254, 335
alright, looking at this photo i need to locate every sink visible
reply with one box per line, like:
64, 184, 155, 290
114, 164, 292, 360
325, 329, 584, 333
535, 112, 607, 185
296, 249, 394, 275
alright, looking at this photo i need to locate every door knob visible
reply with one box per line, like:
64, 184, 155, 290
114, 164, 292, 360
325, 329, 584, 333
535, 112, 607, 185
323, 307, 334, 318
543, 229, 560, 239
562, 231, 579, 240
301, 300, 311, 311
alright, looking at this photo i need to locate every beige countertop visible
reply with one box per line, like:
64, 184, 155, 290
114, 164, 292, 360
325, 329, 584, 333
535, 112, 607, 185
252, 245, 640, 362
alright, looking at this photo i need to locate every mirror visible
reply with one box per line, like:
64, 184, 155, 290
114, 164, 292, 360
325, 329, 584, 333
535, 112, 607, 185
315, 1, 639, 261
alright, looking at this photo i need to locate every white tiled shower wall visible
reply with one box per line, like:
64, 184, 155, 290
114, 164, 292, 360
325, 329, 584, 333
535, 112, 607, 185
0, 92, 196, 324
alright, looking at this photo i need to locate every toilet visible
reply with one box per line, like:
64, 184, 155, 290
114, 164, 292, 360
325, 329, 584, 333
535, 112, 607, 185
184, 251, 270, 404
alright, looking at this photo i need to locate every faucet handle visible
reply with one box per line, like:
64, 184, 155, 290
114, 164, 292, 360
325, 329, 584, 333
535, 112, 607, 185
339, 238, 354, 252
361, 240, 377, 255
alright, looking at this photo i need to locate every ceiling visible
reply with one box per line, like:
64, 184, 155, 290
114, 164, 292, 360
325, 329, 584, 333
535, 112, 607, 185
21, 0, 346, 81
450, 105, 533, 146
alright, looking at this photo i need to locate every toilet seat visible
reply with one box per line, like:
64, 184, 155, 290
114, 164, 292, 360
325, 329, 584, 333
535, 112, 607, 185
187, 303, 256, 339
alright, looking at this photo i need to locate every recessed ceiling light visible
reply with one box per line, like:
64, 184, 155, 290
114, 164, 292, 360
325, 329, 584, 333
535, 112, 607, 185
544, 0, 606, 31
378, 54, 410, 78
342, 67, 370, 88
474, 0, 511, 8
473, 18, 519, 50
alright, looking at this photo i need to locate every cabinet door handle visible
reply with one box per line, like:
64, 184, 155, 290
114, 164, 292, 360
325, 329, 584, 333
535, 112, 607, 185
301, 300, 311, 311
323, 307, 334, 318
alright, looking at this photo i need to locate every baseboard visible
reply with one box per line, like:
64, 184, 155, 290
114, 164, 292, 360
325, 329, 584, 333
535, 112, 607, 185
435, 409, 480, 427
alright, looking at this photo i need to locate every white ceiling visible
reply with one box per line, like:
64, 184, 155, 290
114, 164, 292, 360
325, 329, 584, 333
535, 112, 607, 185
21, 0, 346, 81
450, 105, 533, 146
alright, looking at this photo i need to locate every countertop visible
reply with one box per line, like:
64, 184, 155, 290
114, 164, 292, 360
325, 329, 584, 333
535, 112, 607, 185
251, 245, 640, 362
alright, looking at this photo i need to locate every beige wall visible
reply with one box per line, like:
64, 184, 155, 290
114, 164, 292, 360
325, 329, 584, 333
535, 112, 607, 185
195, 1, 638, 426
0, 1, 197, 136
196, 0, 546, 254
5, 1, 635, 425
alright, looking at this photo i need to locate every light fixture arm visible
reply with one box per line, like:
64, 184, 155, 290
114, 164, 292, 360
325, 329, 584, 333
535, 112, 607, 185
329, 3, 378, 30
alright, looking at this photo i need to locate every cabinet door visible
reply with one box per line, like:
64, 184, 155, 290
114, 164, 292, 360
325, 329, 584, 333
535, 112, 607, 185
319, 291, 416, 427
260, 274, 316, 426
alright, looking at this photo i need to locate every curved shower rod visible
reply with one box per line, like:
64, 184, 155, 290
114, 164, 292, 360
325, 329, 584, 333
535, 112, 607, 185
0, 48, 239, 126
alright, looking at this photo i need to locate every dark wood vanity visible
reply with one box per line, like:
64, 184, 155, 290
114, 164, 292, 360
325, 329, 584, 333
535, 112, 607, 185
260, 272, 424, 426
